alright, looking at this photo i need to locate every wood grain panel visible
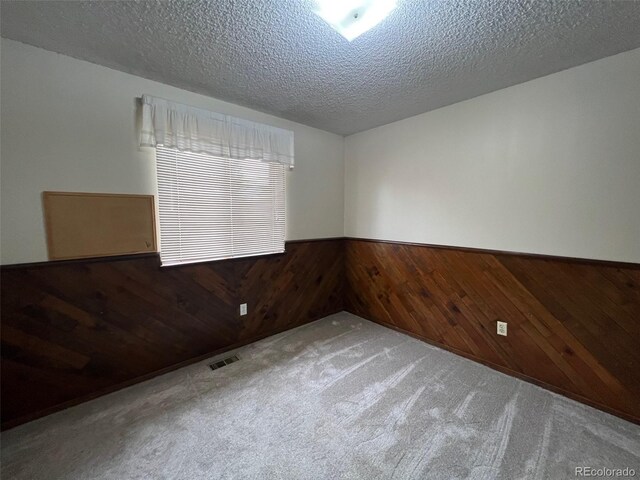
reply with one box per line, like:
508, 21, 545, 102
1, 239, 344, 429
4, 236, 638, 427
344, 239, 640, 423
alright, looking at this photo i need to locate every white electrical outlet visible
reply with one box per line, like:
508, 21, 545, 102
240, 303, 247, 316
497, 321, 508, 336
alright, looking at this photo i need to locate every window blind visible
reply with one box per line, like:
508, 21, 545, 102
155, 146, 285, 266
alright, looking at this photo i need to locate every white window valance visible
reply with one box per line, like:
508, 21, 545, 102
139, 95, 294, 167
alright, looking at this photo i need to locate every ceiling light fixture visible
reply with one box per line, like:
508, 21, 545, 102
314, 0, 398, 41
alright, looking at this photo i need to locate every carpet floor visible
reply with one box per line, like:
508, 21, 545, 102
1, 312, 639, 479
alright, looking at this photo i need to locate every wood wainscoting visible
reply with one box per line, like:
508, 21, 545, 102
3, 236, 639, 428
344, 238, 640, 423
1, 239, 344, 429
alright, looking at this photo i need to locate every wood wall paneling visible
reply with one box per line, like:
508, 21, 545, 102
344, 239, 640, 423
0, 239, 344, 428
3, 236, 639, 428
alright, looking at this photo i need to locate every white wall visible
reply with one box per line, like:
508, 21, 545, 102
3, 39, 639, 265
345, 48, 640, 263
0, 39, 345, 265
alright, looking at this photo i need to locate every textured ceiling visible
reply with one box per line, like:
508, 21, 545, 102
2, 0, 640, 135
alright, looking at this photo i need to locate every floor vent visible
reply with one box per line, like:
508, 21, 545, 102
209, 355, 240, 371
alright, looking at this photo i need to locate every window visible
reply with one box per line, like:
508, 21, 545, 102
140, 95, 292, 266
155, 146, 285, 266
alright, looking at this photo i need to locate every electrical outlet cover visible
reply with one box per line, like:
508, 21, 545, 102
240, 303, 247, 316
497, 321, 507, 336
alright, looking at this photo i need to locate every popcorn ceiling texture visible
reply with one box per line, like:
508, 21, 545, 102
2, 0, 640, 135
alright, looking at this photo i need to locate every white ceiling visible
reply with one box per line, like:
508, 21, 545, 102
2, 0, 640, 135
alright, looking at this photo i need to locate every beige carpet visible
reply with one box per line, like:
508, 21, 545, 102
2, 312, 639, 479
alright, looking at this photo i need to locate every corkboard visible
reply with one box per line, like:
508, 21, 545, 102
43, 192, 157, 261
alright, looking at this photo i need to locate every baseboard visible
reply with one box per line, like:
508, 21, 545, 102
1, 310, 341, 431
350, 310, 640, 425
